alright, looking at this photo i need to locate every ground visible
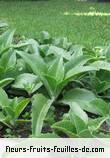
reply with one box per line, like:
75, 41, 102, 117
0, 0, 110, 46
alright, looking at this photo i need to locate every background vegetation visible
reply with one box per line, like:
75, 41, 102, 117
0, 0, 110, 46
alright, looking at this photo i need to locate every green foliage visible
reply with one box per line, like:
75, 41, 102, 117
13, 73, 42, 94
52, 104, 108, 138
32, 94, 54, 136
17, 51, 97, 98
0, 29, 110, 138
0, 88, 30, 127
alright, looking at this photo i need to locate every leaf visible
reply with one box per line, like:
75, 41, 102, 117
0, 112, 10, 127
65, 66, 98, 80
69, 102, 88, 134
17, 51, 63, 97
3, 106, 15, 120
32, 94, 53, 136
65, 55, 90, 73
16, 58, 27, 73
78, 129, 93, 138
52, 120, 78, 138
40, 31, 52, 43
17, 51, 47, 78
7, 51, 16, 71
0, 30, 15, 53
89, 99, 110, 116
0, 50, 16, 72
0, 88, 9, 108
42, 75, 58, 97
69, 45, 84, 56
0, 78, 14, 88
48, 56, 64, 82
62, 88, 96, 104
92, 70, 110, 93
91, 61, 110, 71
47, 45, 70, 60
26, 39, 39, 54
90, 76, 110, 93
53, 37, 72, 50
15, 98, 30, 118
62, 88, 97, 113
13, 73, 42, 93
88, 117, 108, 131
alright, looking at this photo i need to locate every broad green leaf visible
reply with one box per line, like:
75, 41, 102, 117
65, 55, 90, 73
13, 73, 42, 93
97, 70, 110, 82
0, 88, 9, 108
7, 52, 16, 71
53, 37, 72, 50
3, 106, 15, 120
47, 46, 70, 60
52, 120, 78, 138
0, 29, 15, 53
65, 66, 98, 80
13, 42, 29, 49
0, 112, 10, 127
17, 51, 63, 97
42, 75, 57, 97
91, 61, 110, 71
26, 39, 39, 54
69, 45, 84, 57
17, 51, 47, 77
40, 31, 52, 43
32, 94, 53, 136
48, 56, 64, 82
78, 129, 93, 138
89, 99, 110, 116
62, 88, 96, 104
69, 102, 88, 134
0, 78, 14, 88
92, 70, 110, 93
10, 97, 18, 109
90, 76, 110, 93
88, 117, 108, 131
0, 50, 16, 72
62, 88, 97, 113
16, 58, 27, 73
15, 98, 30, 118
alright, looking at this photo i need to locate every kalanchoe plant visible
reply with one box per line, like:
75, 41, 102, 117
52, 103, 109, 138
17, 51, 98, 99
0, 88, 30, 128
62, 88, 110, 117
17, 49, 100, 137
1, 29, 110, 138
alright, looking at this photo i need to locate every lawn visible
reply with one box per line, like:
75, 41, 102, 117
0, 0, 110, 46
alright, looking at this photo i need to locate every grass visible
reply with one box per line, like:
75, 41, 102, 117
0, 0, 110, 46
